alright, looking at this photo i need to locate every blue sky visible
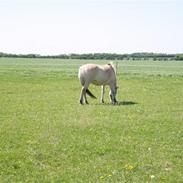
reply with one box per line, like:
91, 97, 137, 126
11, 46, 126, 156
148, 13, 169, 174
0, 0, 183, 54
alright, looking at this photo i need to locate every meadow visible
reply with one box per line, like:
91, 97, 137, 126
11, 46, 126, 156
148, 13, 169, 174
0, 58, 183, 182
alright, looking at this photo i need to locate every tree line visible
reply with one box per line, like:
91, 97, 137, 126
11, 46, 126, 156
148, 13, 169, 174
0, 52, 183, 61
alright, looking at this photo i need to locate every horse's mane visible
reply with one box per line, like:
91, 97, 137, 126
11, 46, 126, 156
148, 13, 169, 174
108, 62, 117, 75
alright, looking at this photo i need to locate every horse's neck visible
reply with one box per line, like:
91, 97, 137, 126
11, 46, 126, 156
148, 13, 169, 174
111, 71, 117, 84
109, 77, 117, 90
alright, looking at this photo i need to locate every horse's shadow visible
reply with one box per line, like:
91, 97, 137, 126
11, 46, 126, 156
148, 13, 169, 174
95, 100, 138, 106
117, 101, 138, 106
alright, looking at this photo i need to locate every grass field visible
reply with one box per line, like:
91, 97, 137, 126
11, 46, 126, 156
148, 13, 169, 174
0, 58, 183, 182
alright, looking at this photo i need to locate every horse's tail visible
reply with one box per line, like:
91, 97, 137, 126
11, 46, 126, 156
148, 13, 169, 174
86, 89, 97, 99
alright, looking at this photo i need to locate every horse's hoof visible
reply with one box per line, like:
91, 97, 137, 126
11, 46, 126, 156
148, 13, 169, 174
80, 100, 83, 105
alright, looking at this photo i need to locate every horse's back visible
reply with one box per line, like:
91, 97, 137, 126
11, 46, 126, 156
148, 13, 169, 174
78, 63, 115, 85
79, 64, 97, 77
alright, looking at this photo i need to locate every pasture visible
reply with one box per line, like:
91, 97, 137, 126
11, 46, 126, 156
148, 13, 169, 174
0, 58, 183, 182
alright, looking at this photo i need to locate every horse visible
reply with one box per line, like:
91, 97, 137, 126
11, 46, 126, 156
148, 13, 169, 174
78, 62, 118, 105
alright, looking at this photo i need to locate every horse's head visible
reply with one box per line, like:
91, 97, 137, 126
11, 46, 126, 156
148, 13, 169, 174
109, 85, 118, 104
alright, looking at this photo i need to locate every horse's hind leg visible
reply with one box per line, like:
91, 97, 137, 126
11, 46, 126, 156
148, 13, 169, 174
79, 76, 85, 104
84, 92, 89, 104
80, 87, 89, 104
82, 81, 90, 104
84, 81, 90, 104
80, 87, 84, 104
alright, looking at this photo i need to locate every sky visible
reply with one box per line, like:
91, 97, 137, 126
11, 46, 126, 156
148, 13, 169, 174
0, 0, 183, 55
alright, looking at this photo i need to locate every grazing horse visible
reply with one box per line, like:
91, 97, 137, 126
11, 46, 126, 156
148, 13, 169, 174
78, 63, 118, 105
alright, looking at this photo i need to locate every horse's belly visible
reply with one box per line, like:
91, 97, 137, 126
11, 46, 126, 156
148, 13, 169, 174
92, 76, 109, 85
92, 80, 104, 85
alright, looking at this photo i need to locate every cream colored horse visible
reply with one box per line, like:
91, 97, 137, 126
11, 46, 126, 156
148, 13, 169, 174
78, 63, 118, 104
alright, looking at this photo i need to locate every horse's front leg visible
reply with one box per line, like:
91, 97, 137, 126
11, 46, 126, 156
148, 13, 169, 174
101, 85, 105, 103
109, 90, 113, 103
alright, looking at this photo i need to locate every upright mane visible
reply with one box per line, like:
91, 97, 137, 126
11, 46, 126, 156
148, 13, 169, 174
108, 62, 117, 75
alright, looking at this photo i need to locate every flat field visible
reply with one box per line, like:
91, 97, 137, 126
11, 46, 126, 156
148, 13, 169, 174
0, 58, 183, 182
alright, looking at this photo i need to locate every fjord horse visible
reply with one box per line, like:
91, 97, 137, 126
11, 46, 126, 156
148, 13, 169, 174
78, 63, 118, 104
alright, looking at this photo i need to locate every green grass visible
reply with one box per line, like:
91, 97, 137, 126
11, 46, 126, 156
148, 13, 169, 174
0, 58, 183, 182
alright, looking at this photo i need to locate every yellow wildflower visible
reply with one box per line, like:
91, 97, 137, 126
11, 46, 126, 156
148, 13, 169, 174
125, 164, 134, 171
100, 176, 104, 179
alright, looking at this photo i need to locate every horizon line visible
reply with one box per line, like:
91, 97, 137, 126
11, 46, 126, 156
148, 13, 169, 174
1, 51, 182, 56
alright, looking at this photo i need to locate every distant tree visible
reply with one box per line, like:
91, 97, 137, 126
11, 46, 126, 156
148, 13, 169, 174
0, 51, 181, 61
176, 54, 183, 60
